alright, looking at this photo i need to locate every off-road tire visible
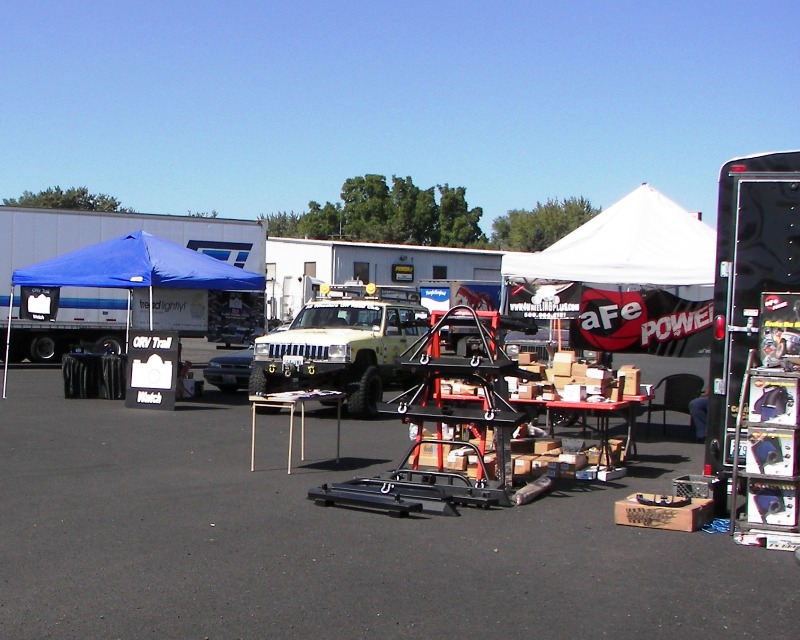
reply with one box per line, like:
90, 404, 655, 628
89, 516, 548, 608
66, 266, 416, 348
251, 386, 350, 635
248, 365, 267, 397
348, 365, 383, 419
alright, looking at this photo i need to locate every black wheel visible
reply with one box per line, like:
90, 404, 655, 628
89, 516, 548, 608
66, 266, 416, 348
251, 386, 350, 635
216, 384, 239, 393
96, 334, 124, 355
348, 365, 383, 419
247, 366, 281, 412
29, 335, 59, 363
248, 366, 267, 396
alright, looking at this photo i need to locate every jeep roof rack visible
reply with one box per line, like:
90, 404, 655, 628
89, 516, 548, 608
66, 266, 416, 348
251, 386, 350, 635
316, 282, 421, 303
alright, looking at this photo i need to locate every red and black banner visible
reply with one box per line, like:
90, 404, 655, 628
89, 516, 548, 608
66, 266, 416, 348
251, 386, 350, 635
506, 279, 712, 356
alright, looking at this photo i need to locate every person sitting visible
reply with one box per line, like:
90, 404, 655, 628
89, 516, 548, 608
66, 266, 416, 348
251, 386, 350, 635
689, 393, 709, 443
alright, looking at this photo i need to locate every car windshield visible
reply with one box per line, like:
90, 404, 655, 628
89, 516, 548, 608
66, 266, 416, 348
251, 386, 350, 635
291, 305, 383, 330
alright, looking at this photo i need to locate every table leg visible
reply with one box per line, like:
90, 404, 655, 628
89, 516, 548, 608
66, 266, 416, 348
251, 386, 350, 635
624, 404, 638, 460
301, 400, 306, 461
336, 397, 341, 463
288, 403, 295, 475
251, 403, 257, 472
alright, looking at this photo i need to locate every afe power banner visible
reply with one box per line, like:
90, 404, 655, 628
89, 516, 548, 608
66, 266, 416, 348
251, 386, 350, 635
507, 279, 712, 356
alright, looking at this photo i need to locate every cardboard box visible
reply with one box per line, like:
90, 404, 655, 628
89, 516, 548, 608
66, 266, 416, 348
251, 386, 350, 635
511, 437, 537, 454
748, 374, 800, 425
534, 438, 562, 454
746, 479, 798, 526
446, 456, 468, 472
765, 532, 800, 551
547, 461, 584, 479
571, 363, 589, 378
466, 453, 497, 479
520, 363, 546, 377
618, 365, 641, 396
586, 382, 611, 397
745, 426, 798, 476
513, 454, 532, 475
553, 375, 574, 390
558, 452, 588, 468
614, 493, 714, 531
586, 367, 613, 381
561, 384, 587, 402
517, 352, 534, 365
517, 384, 536, 400
552, 351, 575, 377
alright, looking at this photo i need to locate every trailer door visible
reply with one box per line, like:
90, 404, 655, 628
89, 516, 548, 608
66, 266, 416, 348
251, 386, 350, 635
719, 177, 800, 466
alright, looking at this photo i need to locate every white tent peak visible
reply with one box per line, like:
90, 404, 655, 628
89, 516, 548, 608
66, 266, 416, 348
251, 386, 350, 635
501, 183, 716, 287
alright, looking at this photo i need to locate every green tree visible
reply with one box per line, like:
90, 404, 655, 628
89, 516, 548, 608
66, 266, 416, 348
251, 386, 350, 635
297, 202, 343, 239
491, 197, 599, 252
435, 184, 486, 247
261, 211, 304, 238
386, 176, 437, 245
340, 174, 392, 242
3, 186, 135, 212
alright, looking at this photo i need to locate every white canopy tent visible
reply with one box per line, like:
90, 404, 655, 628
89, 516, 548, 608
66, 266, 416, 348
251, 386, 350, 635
501, 183, 716, 290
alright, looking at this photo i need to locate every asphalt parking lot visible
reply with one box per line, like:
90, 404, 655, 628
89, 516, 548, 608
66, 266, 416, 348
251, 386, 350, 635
1, 345, 797, 639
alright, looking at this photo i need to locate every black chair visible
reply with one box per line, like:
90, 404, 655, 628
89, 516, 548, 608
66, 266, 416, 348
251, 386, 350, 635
646, 374, 705, 435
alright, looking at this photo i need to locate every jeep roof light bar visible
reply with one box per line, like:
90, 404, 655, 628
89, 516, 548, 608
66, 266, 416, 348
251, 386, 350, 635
316, 282, 421, 303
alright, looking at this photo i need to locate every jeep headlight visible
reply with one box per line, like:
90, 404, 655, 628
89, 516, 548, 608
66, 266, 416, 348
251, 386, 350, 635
254, 343, 270, 357
505, 343, 520, 358
328, 344, 351, 362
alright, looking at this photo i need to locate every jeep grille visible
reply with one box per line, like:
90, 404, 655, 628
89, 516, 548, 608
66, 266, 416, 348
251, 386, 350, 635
267, 343, 330, 360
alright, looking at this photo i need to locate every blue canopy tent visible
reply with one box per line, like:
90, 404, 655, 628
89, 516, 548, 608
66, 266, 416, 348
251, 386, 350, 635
3, 230, 266, 397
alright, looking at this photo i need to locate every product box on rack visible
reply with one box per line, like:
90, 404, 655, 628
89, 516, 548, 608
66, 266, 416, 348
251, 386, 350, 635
614, 494, 714, 531
745, 426, 798, 476
748, 374, 800, 425
746, 479, 798, 527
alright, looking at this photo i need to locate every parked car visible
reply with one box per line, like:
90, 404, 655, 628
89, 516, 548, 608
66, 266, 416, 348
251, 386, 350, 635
202, 346, 254, 392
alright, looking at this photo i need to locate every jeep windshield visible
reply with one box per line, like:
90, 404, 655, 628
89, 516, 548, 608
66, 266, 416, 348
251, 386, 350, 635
291, 304, 383, 330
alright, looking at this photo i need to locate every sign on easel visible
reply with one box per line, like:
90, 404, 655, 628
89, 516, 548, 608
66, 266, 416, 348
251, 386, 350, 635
125, 330, 179, 411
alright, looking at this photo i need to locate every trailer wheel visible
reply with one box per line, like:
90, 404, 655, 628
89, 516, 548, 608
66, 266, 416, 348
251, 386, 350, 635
96, 335, 124, 355
29, 335, 59, 363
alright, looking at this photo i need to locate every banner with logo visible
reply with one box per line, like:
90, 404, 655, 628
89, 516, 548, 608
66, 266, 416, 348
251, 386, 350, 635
506, 278, 712, 356
132, 288, 208, 332
19, 286, 60, 321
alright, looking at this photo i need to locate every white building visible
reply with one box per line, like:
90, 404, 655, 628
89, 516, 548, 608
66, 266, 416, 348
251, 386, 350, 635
266, 237, 506, 322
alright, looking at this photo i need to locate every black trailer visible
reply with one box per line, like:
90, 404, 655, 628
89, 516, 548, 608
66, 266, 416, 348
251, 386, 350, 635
706, 150, 800, 474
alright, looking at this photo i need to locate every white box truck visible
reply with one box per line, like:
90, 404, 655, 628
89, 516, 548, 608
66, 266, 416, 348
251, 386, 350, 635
0, 207, 267, 362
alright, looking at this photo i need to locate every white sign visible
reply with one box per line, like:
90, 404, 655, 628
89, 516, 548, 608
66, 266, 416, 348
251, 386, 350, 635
132, 288, 208, 331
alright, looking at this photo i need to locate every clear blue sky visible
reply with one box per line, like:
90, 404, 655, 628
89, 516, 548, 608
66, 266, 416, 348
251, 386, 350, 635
3, 1, 798, 235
